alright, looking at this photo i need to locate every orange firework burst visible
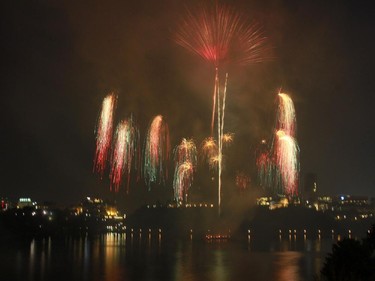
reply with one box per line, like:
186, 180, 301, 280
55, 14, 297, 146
200, 137, 218, 166
222, 132, 234, 146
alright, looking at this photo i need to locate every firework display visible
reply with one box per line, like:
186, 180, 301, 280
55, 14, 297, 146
143, 115, 171, 188
175, 3, 270, 67
173, 161, 194, 204
275, 130, 299, 196
274, 93, 299, 196
175, 2, 270, 135
110, 117, 140, 193
173, 138, 197, 203
91, 3, 299, 210
174, 138, 197, 167
222, 133, 234, 146
110, 121, 127, 192
277, 93, 296, 136
175, 2, 270, 214
200, 137, 218, 167
94, 93, 116, 177
257, 93, 300, 197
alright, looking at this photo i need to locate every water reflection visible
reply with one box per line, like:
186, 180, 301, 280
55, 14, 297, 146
212, 248, 228, 281
0, 234, 334, 281
273, 252, 301, 281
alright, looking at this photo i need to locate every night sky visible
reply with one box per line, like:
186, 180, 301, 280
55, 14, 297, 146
1, 0, 374, 206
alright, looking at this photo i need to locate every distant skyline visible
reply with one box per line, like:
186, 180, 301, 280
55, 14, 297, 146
1, 0, 374, 205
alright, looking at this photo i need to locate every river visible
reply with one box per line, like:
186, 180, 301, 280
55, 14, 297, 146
0, 232, 334, 281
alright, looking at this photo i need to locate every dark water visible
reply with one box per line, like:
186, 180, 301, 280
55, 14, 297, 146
0, 233, 333, 281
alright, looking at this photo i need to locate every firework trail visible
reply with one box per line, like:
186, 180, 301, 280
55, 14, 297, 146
277, 93, 296, 136
256, 93, 299, 196
275, 130, 299, 196
144, 115, 170, 188
110, 121, 127, 192
94, 93, 116, 177
271, 93, 299, 196
173, 138, 197, 204
110, 116, 140, 193
173, 161, 194, 204
217, 73, 229, 212
211, 68, 219, 136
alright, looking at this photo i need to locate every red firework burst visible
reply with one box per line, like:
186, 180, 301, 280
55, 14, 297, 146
175, 2, 271, 68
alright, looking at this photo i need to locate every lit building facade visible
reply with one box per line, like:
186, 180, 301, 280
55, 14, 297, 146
17, 197, 36, 209
303, 173, 318, 201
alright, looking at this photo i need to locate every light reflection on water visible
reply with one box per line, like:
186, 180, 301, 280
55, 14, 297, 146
273, 252, 301, 281
0, 233, 334, 281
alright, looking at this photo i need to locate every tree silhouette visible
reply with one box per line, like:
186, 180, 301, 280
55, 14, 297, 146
320, 224, 375, 281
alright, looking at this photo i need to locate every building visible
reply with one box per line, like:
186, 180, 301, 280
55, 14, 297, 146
17, 197, 36, 209
256, 196, 289, 210
303, 173, 318, 204
70, 197, 126, 233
